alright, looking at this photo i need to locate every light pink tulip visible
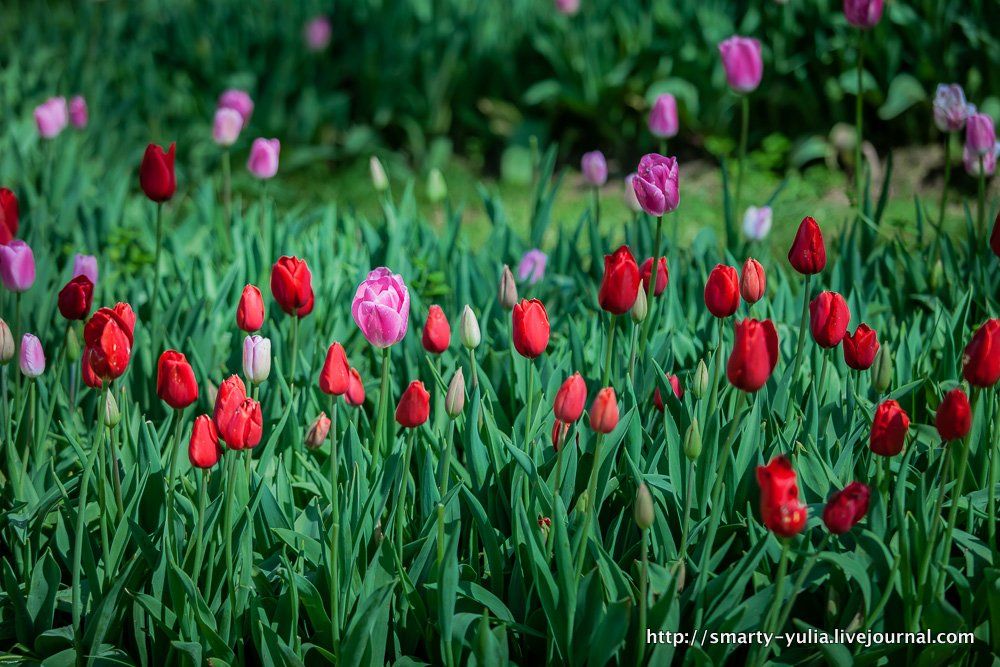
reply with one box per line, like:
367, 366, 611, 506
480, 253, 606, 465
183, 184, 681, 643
517, 249, 547, 284
581, 151, 607, 187
247, 138, 280, 179
351, 267, 410, 348
0, 240, 36, 292
304, 16, 332, 51
648, 94, 678, 139
72, 254, 98, 287
34, 97, 69, 139
966, 113, 997, 157
555, 0, 580, 15
213, 108, 243, 147
933, 84, 975, 133
718, 36, 763, 94
19, 334, 45, 378
218, 89, 254, 127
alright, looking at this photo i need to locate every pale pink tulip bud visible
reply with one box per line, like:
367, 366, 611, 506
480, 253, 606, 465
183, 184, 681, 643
19, 334, 45, 378
34, 97, 69, 139
247, 138, 280, 179
304, 16, 332, 52
213, 108, 243, 147
648, 94, 678, 139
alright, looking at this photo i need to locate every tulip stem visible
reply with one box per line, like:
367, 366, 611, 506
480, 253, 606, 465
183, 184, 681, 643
911, 446, 951, 626
222, 148, 232, 226
601, 315, 617, 388
733, 95, 749, 249
937, 134, 951, 229
678, 459, 695, 558
108, 390, 124, 516
790, 274, 813, 390
19, 379, 36, 493
222, 450, 236, 634
766, 534, 830, 660
328, 396, 341, 653
639, 215, 664, 356
374, 347, 391, 462
637, 528, 649, 667
977, 158, 986, 238
193, 469, 208, 581
761, 539, 791, 639
164, 408, 187, 559
574, 432, 605, 577
705, 318, 724, 418
150, 202, 163, 348
854, 29, 865, 212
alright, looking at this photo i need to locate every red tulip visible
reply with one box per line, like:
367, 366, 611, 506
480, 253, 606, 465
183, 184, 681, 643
870, 399, 910, 457
552, 419, 570, 451
270, 256, 314, 318
991, 212, 1000, 258
822, 482, 870, 534
589, 387, 619, 433
756, 456, 808, 537
345, 368, 365, 407
739, 258, 766, 304
319, 342, 350, 396
156, 350, 199, 409
189, 415, 222, 468
961, 319, 999, 387
843, 324, 879, 370
236, 284, 265, 332
422, 305, 451, 354
139, 143, 176, 202
0, 187, 18, 245
512, 298, 550, 358
935, 388, 972, 441
395, 380, 430, 428
214, 375, 247, 435
553, 372, 587, 423
81, 349, 102, 388
727, 318, 779, 392
639, 257, 668, 297
58, 275, 94, 321
598, 245, 640, 314
704, 264, 740, 318
788, 216, 826, 275
809, 291, 850, 348
653, 374, 683, 411
221, 398, 263, 450
83, 303, 135, 380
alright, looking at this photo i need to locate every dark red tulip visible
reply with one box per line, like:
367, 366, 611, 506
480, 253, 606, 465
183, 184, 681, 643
739, 258, 766, 304
156, 350, 199, 409
756, 456, 808, 537
961, 319, 999, 387
58, 275, 94, 321
809, 291, 850, 348
395, 380, 430, 428
991, 212, 1000, 258
788, 216, 826, 275
598, 245, 640, 315
270, 256, 314, 318
0, 188, 18, 245
512, 298, 550, 358
422, 305, 451, 354
935, 388, 972, 441
139, 143, 176, 202
319, 342, 350, 396
236, 284, 265, 332
589, 387, 619, 433
822, 482, 870, 534
704, 264, 740, 318
639, 257, 668, 297
221, 398, 263, 450
843, 324, 879, 370
727, 318, 779, 392
214, 375, 247, 435
653, 374, 683, 412
553, 372, 587, 423
870, 399, 910, 457
551, 419, 570, 451
345, 368, 365, 407
189, 415, 222, 468
83, 303, 135, 380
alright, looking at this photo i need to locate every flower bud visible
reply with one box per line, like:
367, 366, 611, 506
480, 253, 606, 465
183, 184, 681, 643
0, 319, 15, 364
103, 392, 121, 428
634, 483, 655, 530
873, 345, 892, 393
426, 168, 447, 203
370, 156, 389, 192
460, 305, 481, 349
305, 412, 332, 449
65, 326, 82, 362
683, 419, 702, 461
589, 388, 619, 433
19, 334, 45, 378
692, 360, 709, 399
537, 515, 552, 537
446, 368, 466, 418
242, 335, 272, 385
630, 284, 648, 323
498, 265, 518, 310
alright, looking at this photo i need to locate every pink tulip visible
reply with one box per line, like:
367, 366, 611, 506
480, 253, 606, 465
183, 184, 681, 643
517, 249, 547, 284
304, 16, 332, 51
19, 334, 45, 378
742, 206, 773, 240
34, 97, 69, 139
69, 95, 88, 129
623, 174, 642, 213
555, 0, 580, 15
964, 143, 997, 177
718, 36, 763, 94
218, 89, 254, 127
247, 138, 280, 179
72, 254, 98, 287
933, 84, 975, 133
648, 94, 678, 139
966, 113, 997, 157
632, 153, 680, 216
213, 108, 243, 147
581, 151, 608, 187
0, 240, 36, 292
351, 267, 410, 348
843, 0, 884, 29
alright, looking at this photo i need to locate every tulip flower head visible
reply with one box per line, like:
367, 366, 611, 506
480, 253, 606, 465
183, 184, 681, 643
631, 153, 680, 217
271, 256, 314, 318
630, 285, 647, 323
704, 264, 741, 318
370, 156, 389, 192
69, 95, 88, 129
0, 188, 18, 245
552, 420, 571, 451
422, 305, 451, 354
140, 143, 177, 202
157, 350, 199, 409
242, 335, 271, 385
822, 482, 870, 534
305, 412, 332, 449
319, 342, 350, 396
843, 324, 879, 370
214, 375, 247, 436
718, 36, 763, 94
304, 15, 332, 51
72, 254, 99, 287
517, 249, 547, 285
788, 216, 826, 275
599, 245, 640, 314
809, 291, 850, 348
581, 151, 608, 187
83, 303, 135, 381
0, 240, 36, 292
445, 369, 466, 418
742, 205, 772, 240
213, 108, 243, 147
639, 257, 668, 297
351, 267, 410, 348
0, 320, 13, 364
19, 334, 45, 378
843, 0, 884, 28
589, 387, 619, 433
936, 388, 972, 441
961, 319, 999, 387
553, 372, 587, 423
653, 373, 683, 412
739, 258, 766, 304
236, 284, 265, 332
345, 368, 365, 407
634, 484, 655, 530
221, 398, 263, 450
870, 399, 910, 457
34, 96, 69, 139
756, 456, 808, 537
727, 318, 779, 392
189, 415, 222, 468
512, 298, 550, 358
623, 174, 642, 213
459, 305, 481, 349
499, 265, 519, 310
58, 275, 94, 321
395, 380, 430, 428
873, 346, 893, 392
962, 143, 997, 177
933, 84, 975, 133
554, 0, 580, 15
684, 419, 702, 460
648, 94, 678, 139
218, 89, 254, 127
426, 168, 447, 203
247, 138, 280, 179
966, 113, 997, 157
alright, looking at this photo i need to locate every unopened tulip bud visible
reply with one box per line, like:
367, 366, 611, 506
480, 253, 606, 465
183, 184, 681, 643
684, 419, 702, 461
427, 168, 447, 203
630, 284, 648, 323
873, 346, 893, 393
537, 515, 552, 537
305, 412, 332, 449
498, 265, 518, 310
0, 320, 14, 364
634, 483, 655, 530
460, 305, 481, 349
66, 326, 82, 361
446, 368, 466, 418
370, 156, 389, 192
576, 489, 590, 515
103, 392, 121, 428
19, 334, 45, 378
242, 335, 271, 385
692, 360, 709, 399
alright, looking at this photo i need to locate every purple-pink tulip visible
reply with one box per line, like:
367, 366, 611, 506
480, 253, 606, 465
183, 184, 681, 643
933, 84, 975, 133
648, 94, 678, 139
964, 144, 997, 177
966, 113, 997, 157
718, 36, 763, 94
19, 334, 45, 378
743, 206, 773, 240
247, 138, 280, 179
0, 240, 36, 292
69, 95, 88, 129
213, 108, 243, 147
517, 249, 547, 284
623, 174, 642, 213
351, 267, 410, 348
554, 0, 580, 15
34, 97, 69, 139
304, 16, 332, 51
843, 0, 884, 29
632, 153, 680, 217
218, 89, 254, 128
72, 254, 98, 287
581, 151, 608, 187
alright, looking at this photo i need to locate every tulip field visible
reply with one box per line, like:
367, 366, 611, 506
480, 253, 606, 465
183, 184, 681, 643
2, 1, 1000, 666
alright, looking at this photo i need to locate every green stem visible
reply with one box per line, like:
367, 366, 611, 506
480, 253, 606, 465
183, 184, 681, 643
328, 396, 341, 653
637, 529, 649, 666
752, 539, 791, 667
601, 315, 617, 388
574, 432, 605, 576
150, 203, 164, 343
193, 470, 208, 580
978, 157, 986, 239
733, 95, 749, 249
705, 318, 725, 418
937, 134, 950, 228
374, 347, 391, 462
790, 274, 813, 389
222, 451, 236, 625
222, 149, 232, 225
678, 460, 695, 557
164, 408, 187, 559
910, 446, 951, 627
639, 214, 664, 354
936, 389, 980, 597
774, 534, 830, 632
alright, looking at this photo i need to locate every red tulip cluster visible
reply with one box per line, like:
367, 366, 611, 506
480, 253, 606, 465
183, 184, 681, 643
82, 303, 136, 385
